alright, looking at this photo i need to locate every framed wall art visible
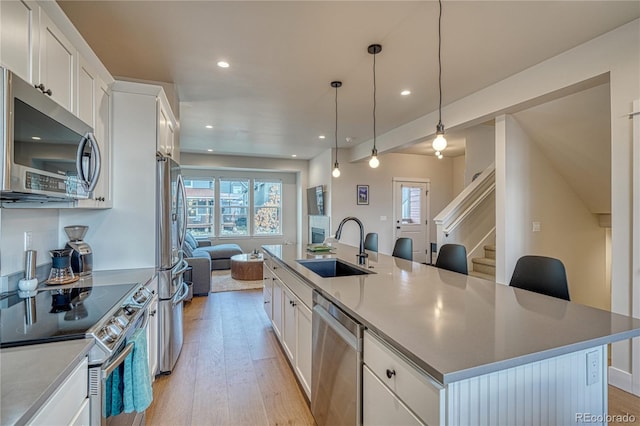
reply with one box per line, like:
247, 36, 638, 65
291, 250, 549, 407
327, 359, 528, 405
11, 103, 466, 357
357, 184, 369, 205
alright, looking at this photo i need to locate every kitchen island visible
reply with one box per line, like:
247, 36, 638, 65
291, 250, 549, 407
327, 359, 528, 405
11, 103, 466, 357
263, 243, 640, 425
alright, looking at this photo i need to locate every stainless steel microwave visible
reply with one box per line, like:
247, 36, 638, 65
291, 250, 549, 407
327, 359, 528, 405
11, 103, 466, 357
0, 67, 101, 202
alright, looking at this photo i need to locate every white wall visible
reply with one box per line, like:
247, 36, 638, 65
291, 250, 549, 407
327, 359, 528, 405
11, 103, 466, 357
452, 155, 465, 196
0, 208, 60, 291
464, 124, 495, 185
328, 152, 453, 255
498, 114, 608, 309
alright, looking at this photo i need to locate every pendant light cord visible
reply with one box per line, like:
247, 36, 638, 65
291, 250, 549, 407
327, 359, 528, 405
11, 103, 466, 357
334, 85, 339, 163
373, 51, 377, 150
437, 0, 443, 127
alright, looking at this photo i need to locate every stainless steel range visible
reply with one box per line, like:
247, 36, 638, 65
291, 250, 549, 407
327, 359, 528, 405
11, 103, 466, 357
1, 279, 155, 425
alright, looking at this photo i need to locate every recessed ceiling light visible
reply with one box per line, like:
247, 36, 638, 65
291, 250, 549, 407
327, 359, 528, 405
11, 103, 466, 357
207, 149, 213, 152
291, 154, 297, 158
217, 61, 230, 68
401, 90, 411, 96
205, 125, 213, 129
31, 136, 41, 140
319, 135, 325, 139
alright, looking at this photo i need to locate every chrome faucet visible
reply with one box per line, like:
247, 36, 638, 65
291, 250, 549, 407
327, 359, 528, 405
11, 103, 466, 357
335, 216, 367, 265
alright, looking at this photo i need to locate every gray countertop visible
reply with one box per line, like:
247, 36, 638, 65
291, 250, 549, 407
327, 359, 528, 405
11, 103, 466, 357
0, 268, 156, 425
263, 243, 640, 384
1, 339, 94, 426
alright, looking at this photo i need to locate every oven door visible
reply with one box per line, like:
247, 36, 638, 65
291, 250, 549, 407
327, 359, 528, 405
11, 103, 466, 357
89, 313, 150, 426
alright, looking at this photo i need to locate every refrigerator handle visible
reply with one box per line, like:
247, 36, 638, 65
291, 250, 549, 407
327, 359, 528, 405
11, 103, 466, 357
177, 174, 188, 249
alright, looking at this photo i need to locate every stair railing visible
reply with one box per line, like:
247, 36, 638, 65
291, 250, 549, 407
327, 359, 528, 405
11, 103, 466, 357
434, 163, 496, 250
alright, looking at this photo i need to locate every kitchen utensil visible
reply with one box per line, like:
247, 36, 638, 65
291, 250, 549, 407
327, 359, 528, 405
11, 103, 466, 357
47, 248, 78, 285
64, 225, 93, 276
18, 250, 38, 291
64, 225, 88, 241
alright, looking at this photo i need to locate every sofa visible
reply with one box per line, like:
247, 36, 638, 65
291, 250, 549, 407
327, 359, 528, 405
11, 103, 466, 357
182, 232, 243, 296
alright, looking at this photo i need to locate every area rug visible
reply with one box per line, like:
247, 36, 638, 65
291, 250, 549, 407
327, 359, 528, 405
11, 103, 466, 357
210, 270, 264, 293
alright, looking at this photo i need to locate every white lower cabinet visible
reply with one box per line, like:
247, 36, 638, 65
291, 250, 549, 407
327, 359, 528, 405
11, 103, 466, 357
363, 365, 423, 426
262, 268, 273, 321
29, 357, 89, 425
282, 286, 297, 361
263, 253, 312, 399
272, 276, 283, 339
363, 330, 444, 426
294, 301, 312, 396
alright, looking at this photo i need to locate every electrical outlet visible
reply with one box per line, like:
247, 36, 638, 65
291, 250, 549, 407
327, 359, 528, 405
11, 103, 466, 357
586, 350, 599, 385
24, 231, 33, 251
532, 221, 541, 232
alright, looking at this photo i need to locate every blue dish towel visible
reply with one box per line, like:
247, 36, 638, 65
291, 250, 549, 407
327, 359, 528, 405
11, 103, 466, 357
104, 328, 153, 417
123, 328, 153, 413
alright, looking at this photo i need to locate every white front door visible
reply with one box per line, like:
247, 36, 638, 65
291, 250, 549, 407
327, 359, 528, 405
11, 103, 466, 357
393, 179, 430, 263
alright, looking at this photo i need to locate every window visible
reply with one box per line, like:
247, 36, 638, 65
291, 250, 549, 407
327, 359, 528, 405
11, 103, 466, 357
183, 174, 286, 238
219, 178, 249, 236
254, 180, 282, 235
401, 185, 421, 224
185, 178, 215, 237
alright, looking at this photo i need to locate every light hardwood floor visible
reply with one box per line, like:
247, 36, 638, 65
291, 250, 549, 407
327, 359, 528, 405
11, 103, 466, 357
146, 289, 640, 426
145, 289, 315, 426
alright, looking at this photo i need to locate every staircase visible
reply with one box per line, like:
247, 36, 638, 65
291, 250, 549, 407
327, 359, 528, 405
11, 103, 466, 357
470, 244, 496, 280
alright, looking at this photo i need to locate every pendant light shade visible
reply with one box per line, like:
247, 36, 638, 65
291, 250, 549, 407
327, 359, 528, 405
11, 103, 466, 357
331, 81, 342, 178
432, 0, 447, 155
368, 44, 382, 169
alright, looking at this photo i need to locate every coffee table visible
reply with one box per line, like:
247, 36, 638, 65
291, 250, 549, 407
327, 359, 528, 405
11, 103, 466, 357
230, 253, 264, 281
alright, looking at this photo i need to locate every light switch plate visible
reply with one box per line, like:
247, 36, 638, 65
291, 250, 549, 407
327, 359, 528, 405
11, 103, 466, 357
532, 221, 541, 232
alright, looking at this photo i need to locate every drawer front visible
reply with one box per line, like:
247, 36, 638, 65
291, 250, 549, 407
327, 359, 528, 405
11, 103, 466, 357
30, 357, 88, 425
271, 263, 313, 309
364, 331, 443, 426
363, 365, 424, 426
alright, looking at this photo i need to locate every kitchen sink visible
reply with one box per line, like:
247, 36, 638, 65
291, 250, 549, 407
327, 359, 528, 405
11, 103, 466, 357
297, 258, 374, 278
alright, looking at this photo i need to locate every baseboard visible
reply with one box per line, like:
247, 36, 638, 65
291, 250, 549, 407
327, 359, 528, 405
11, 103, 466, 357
609, 366, 633, 392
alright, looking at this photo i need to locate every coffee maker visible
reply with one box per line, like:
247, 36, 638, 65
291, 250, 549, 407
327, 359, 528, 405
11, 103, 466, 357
64, 225, 93, 276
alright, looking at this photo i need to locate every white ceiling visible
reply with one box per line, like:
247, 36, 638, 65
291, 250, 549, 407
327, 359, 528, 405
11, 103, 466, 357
58, 1, 639, 160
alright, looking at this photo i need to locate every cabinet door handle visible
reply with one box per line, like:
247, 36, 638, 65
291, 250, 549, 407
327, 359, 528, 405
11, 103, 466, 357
386, 369, 396, 379
34, 84, 52, 96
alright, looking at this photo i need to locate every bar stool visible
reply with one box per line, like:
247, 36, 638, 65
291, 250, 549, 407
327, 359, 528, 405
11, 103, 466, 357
435, 244, 468, 275
510, 255, 570, 301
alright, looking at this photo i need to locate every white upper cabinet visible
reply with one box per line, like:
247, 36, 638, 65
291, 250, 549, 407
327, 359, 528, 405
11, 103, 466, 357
76, 74, 112, 208
157, 99, 175, 158
38, 12, 75, 111
0, 0, 40, 83
77, 54, 96, 126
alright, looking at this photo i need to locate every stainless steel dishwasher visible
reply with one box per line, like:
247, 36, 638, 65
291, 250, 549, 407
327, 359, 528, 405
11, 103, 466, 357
311, 291, 363, 426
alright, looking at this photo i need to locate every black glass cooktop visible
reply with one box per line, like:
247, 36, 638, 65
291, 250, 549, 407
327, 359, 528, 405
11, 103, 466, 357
0, 282, 137, 348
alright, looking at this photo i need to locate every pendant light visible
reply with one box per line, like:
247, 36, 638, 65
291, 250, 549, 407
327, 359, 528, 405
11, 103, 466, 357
331, 81, 342, 178
432, 0, 447, 155
368, 44, 382, 168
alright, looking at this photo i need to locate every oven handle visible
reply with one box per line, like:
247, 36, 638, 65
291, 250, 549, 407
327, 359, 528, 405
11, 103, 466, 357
102, 342, 134, 379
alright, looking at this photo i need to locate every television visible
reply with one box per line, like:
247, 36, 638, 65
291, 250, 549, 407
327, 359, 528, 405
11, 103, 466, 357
307, 185, 325, 216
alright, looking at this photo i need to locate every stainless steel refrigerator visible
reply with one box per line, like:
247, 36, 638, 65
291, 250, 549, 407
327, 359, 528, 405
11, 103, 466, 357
156, 153, 190, 374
